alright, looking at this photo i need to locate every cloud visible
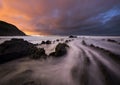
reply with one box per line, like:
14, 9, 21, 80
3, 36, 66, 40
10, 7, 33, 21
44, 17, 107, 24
88, 6, 120, 24
0, 0, 120, 35
0, 0, 3, 9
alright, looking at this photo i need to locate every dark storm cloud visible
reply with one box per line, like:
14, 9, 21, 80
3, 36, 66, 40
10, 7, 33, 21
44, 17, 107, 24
0, 0, 120, 35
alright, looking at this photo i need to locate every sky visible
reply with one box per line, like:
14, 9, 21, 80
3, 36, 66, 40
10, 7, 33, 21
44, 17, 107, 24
0, 0, 120, 35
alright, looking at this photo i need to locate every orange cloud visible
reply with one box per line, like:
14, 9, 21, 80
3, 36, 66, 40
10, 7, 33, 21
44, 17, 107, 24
0, 0, 37, 35
0, 0, 119, 35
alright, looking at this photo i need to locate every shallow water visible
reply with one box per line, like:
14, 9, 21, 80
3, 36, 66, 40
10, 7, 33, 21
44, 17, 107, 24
0, 36, 120, 85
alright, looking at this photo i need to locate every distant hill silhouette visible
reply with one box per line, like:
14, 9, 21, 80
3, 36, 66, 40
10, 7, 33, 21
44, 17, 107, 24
0, 20, 26, 36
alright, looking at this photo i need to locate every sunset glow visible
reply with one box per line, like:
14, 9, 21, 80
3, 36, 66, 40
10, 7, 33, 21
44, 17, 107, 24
0, 0, 120, 35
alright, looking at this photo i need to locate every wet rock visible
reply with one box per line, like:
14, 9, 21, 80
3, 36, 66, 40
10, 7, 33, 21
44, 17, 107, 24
49, 52, 56, 56
90, 44, 95, 47
34, 43, 39, 46
65, 40, 69, 43
82, 40, 87, 45
30, 48, 47, 59
0, 38, 37, 64
88, 44, 120, 64
56, 39, 59, 42
60, 38, 64, 41
46, 40, 51, 44
49, 43, 69, 57
69, 35, 77, 38
41, 41, 46, 44
0, 38, 36, 54
53, 40, 55, 44
41, 40, 51, 45
107, 39, 117, 43
65, 40, 71, 43
23, 81, 36, 85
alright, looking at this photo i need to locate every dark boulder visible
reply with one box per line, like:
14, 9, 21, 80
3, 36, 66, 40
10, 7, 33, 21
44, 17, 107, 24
41, 41, 46, 44
107, 39, 117, 43
49, 52, 56, 56
56, 39, 59, 42
82, 40, 87, 45
46, 40, 51, 44
65, 40, 69, 43
69, 35, 77, 38
0, 38, 37, 64
41, 40, 51, 45
90, 44, 95, 47
30, 48, 47, 59
65, 40, 71, 43
0, 38, 35, 55
49, 43, 69, 57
